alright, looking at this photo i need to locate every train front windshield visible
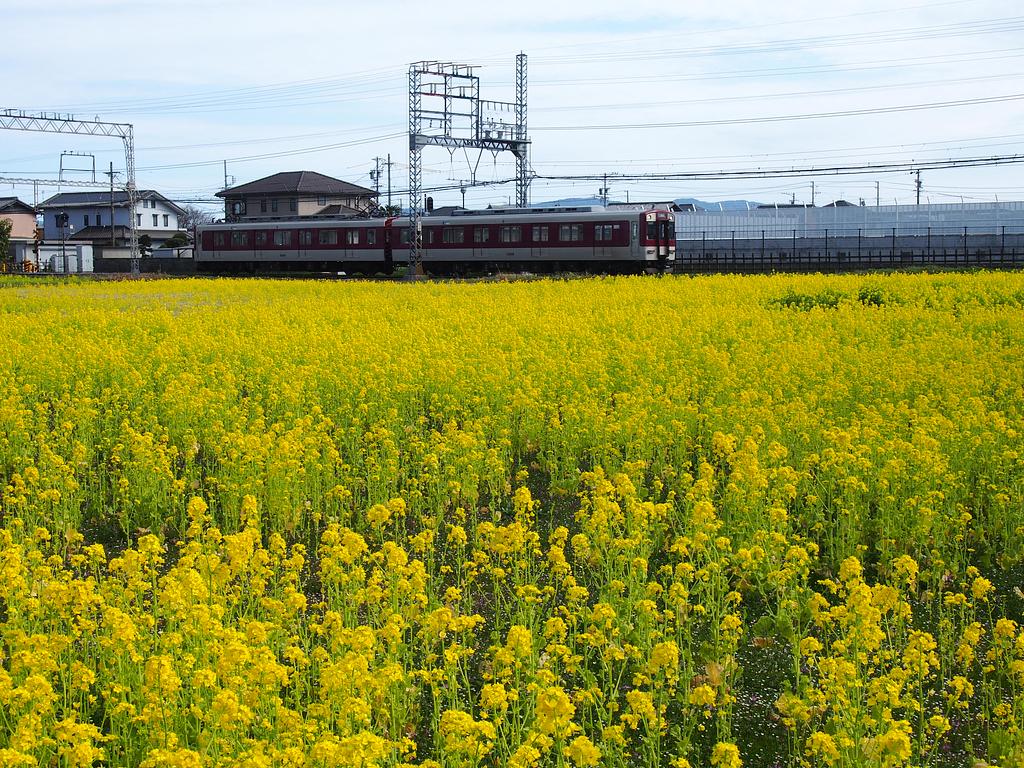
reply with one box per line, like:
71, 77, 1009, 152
646, 218, 676, 241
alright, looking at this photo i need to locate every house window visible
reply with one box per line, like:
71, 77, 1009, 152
163, 215, 169, 227
83, 215, 90, 227
96, 215, 102, 227
289, 198, 297, 213
559, 224, 582, 242
299, 230, 312, 246
230, 231, 248, 247
271, 199, 279, 213
367, 230, 376, 246
532, 225, 549, 242
260, 199, 267, 213
214, 232, 226, 247
152, 214, 158, 227
442, 227, 465, 244
346, 229, 360, 245
255, 231, 267, 246
319, 229, 338, 245
274, 230, 291, 247
136, 214, 142, 226
595, 224, 614, 241
473, 226, 490, 244
317, 195, 326, 206
499, 225, 521, 243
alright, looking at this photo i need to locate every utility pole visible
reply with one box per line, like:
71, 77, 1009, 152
915, 170, 922, 205
810, 181, 815, 206
386, 153, 392, 211
105, 162, 115, 246
223, 160, 229, 191
875, 181, 880, 207
600, 174, 609, 206
370, 157, 383, 194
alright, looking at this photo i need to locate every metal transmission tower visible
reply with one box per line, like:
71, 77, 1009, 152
0, 110, 139, 274
407, 55, 530, 273
514, 53, 529, 208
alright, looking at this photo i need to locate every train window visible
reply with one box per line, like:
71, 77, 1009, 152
346, 230, 360, 245
400, 228, 410, 244
646, 222, 658, 239
559, 224, 582, 242
595, 224, 614, 242
532, 225, 549, 242
443, 227, 465, 244
500, 226, 521, 243
255, 232, 267, 246
299, 230, 313, 246
274, 230, 291, 247
367, 230, 377, 246
473, 226, 490, 243
214, 232, 226, 247
319, 229, 338, 245
231, 231, 248, 247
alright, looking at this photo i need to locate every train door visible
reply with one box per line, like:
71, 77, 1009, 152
531, 224, 549, 263
254, 229, 264, 264
645, 212, 673, 268
383, 218, 396, 273
299, 229, 312, 264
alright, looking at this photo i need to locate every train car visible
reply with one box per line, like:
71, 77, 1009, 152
195, 206, 675, 275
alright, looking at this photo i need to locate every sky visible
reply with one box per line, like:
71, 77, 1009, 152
2, 0, 1023, 213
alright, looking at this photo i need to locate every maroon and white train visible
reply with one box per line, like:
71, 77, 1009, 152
195, 206, 676, 274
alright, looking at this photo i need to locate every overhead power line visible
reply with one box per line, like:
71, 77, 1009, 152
534, 154, 1024, 183
534, 93, 1024, 132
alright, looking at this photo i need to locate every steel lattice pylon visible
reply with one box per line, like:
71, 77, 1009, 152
0, 109, 139, 274
407, 55, 530, 275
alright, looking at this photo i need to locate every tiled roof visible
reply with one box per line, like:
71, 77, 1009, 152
38, 191, 186, 215
217, 171, 377, 198
0, 197, 35, 214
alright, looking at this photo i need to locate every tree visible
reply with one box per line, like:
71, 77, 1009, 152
162, 232, 189, 248
0, 219, 11, 262
138, 234, 153, 257
177, 205, 216, 237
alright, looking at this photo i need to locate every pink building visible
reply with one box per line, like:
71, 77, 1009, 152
0, 198, 37, 251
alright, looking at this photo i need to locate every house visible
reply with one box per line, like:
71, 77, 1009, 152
37, 190, 186, 247
0, 198, 38, 256
217, 171, 378, 221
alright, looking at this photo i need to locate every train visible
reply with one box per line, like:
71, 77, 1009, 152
195, 206, 676, 275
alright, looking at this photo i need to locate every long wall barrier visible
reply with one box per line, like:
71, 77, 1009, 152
675, 227, 1024, 273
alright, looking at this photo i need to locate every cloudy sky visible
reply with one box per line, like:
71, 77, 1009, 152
2, 0, 1023, 211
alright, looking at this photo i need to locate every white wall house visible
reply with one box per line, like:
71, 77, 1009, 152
37, 190, 186, 246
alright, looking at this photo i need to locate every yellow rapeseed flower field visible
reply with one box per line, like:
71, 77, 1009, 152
0, 272, 1023, 768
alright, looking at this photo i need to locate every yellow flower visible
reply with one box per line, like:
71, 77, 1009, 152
563, 735, 601, 767
535, 685, 575, 737
806, 732, 839, 765
711, 741, 742, 768
688, 684, 717, 708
